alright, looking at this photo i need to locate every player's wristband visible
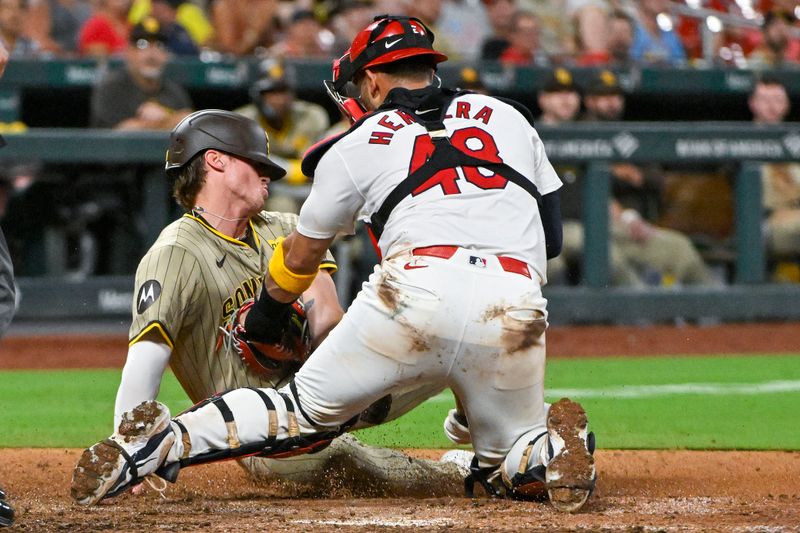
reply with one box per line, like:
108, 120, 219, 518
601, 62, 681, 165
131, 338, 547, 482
244, 289, 292, 344
268, 237, 318, 295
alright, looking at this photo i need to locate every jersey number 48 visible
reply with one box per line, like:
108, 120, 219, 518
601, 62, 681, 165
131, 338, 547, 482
409, 127, 508, 196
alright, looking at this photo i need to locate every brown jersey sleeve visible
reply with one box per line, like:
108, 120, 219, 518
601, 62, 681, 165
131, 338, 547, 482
129, 243, 202, 348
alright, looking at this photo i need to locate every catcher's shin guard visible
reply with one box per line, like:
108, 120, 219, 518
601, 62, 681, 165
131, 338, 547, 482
71, 401, 177, 505
169, 386, 348, 471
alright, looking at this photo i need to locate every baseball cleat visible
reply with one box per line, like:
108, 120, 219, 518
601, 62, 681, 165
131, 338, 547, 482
0, 487, 13, 528
545, 398, 596, 513
71, 401, 176, 505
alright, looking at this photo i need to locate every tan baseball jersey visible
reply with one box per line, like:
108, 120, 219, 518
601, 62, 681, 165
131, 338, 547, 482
129, 210, 336, 403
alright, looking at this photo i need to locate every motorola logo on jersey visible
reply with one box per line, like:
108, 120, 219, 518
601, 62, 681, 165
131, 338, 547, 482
136, 280, 162, 314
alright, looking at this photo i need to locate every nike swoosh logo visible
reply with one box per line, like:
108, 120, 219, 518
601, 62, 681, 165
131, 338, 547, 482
216, 254, 226, 268
404, 263, 429, 270
417, 108, 437, 115
385, 38, 403, 48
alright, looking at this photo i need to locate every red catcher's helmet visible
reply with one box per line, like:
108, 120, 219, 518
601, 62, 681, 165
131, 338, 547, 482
331, 15, 448, 92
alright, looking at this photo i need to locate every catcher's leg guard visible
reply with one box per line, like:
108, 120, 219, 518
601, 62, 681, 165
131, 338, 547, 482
168, 386, 347, 474
72, 387, 347, 506
71, 401, 177, 505
544, 398, 597, 513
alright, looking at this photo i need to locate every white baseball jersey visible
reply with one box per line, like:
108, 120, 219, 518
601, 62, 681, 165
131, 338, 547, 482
297, 92, 562, 282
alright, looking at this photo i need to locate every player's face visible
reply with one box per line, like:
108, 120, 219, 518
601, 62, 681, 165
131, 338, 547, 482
749, 84, 790, 124
224, 155, 271, 213
585, 94, 624, 121
129, 38, 169, 80
539, 91, 580, 123
261, 90, 293, 117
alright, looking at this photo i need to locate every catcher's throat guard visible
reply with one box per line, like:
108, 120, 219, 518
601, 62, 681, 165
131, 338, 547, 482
324, 79, 366, 124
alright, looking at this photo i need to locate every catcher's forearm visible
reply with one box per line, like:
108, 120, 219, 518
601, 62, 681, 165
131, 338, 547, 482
302, 270, 343, 348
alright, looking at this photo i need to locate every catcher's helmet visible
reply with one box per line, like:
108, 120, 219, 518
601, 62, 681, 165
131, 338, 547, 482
165, 109, 287, 179
332, 15, 448, 92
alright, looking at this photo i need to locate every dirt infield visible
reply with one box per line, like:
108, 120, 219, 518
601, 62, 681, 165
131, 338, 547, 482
1, 322, 799, 531
2, 448, 799, 532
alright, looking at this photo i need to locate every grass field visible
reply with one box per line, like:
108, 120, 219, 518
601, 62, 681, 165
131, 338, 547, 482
1, 354, 798, 450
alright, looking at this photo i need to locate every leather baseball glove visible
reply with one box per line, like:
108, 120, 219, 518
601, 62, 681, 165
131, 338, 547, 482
218, 298, 312, 377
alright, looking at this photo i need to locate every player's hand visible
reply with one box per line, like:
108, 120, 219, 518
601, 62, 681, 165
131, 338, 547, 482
611, 164, 644, 187
137, 101, 170, 124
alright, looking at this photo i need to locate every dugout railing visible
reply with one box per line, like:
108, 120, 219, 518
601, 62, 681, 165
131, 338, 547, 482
2, 123, 800, 325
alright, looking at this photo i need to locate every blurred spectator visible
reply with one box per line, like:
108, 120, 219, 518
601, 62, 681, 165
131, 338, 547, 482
329, 0, 375, 57
676, 0, 760, 65
602, 9, 635, 67
497, 10, 549, 66
479, 0, 515, 60
438, 0, 490, 61
749, 77, 800, 278
548, 70, 718, 287
571, 6, 637, 66
583, 70, 717, 287
581, 69, 624, 120
90, 18, 192, 129
630, 0, 687, 66
524, 0, 572, 59
78, 0, 132, 57
0, 28, 6, 72
266, 9, 332, 59
457, 65, 489, 94
210, 0, 278, 56
1, 0, 41, 57
405, 0, 459, 59
27, 0, 92, 56
567, 0, 611, 64
748, 10, 800, 69
536, 67, 581, 125
234, 60, 329, 186
749, 75, 791, 125
129, 0, 213, 48
140, 0, 197, 55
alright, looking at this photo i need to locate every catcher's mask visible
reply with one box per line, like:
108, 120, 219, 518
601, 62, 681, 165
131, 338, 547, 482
165, 109, 287, 179
325, 14, 448, 123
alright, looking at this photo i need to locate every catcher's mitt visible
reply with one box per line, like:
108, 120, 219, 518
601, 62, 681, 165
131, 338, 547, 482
218, 298, 312, 377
